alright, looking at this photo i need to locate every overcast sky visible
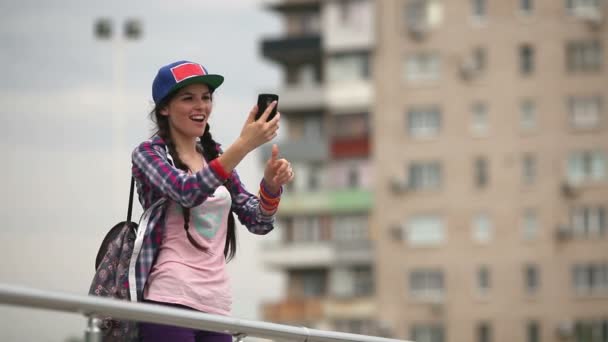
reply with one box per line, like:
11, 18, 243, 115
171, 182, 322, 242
0, 0, 285, 340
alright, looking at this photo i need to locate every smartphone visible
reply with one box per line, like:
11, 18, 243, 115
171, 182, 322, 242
256, 93, 279, 121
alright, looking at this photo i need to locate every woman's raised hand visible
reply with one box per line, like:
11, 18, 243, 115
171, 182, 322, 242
238, 101, 280, 152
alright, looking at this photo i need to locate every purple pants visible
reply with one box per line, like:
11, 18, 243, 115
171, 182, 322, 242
139, 301, 233, 342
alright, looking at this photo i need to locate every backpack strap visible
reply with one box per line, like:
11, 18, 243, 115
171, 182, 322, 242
127, 176, 135, 223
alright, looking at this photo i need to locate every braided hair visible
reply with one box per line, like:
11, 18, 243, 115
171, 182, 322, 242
151, 91, 237, 262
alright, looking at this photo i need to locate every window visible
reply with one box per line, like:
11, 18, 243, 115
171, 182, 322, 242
473, 213, 493, 243
574, 319, 608, 342
526, 321, 540, 342
407, 215, 445, 246
303, 116, 323, 139
568, 151, 607, 184
295, 269, 327, 297
571, 206, 607, 237
477, 322, 492, 342
567, 40, 602, 72
569, 96, 602, 129
520, 99, 538, 130
525, 264, 540, 294
338, 0, 366, 28
474, 157, 489, 188
523, 209, 539, 240
405, 53, 441, 81
573, 263, 608, 295
332, 113, 369, 138
409, 269, 444, 299
308, 163, 322, 190
477, 266, 491, 294
336, 114, 367, 138
520, 44, 535, 75
352, 266, 374, 296
293, 217, 322, 242
472, 0, 487, 19
335, 319, 378, 335
409, 161, 442, 190
347, 166, 359, 188
291, 12, 321, 35
408, 106, 442, 137
328, 52, 370, 82
566, 0, 602, 13
405, 0, 444, 29
471, 102, 489, 134
522, 154, 537, 185
334, 215, 368, 241
411, 325, 445, 342
520, 0, 534, 13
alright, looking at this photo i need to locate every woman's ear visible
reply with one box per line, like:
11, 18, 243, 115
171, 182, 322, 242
160, 106, 169, 116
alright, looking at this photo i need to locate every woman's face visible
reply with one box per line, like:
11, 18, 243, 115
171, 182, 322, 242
161, 83, 212, 138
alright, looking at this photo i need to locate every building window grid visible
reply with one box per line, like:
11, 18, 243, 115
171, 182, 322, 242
408, 106, 442, 137
574, 319, 608, 342
405, 53, 441, 81
520, 44, 535, 75
526, 321, 541, 342
523, 209, 540, 240
477, 322, 492, 342
573, 263, 608, 295
571, 206, 607, 238
471, 102, 489, 134
525, 264, 540, 294
568, 151, 607, 184
477, 266, 491, 294
411, 324, 445, 342
409, 269, 445, 299
474, 157, 489, 188
408, 162, 442, 190
569, 96, 602, 129
567, 40, 603, 72
522, 154, 537, 185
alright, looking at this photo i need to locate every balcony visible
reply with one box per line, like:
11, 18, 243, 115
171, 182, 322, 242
263, 240, 373, 269
327, 80, 373, 112
278, 189, 373, 216
274, 83, 325, 112
261, 35, 322, 64
261, 138, 328, 162
331, 136, 370, 159
263, 298, 324, 324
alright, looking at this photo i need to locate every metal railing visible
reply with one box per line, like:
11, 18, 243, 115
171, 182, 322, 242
0, 283, 408, 342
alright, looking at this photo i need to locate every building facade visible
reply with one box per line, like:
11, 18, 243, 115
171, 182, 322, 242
260, 0, 608, 341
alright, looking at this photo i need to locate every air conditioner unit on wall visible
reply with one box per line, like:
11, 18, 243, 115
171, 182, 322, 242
389, 177, 410, 194
573, 6, 604, 29
459, 57, 478, 81
561, 181, 579, 198
407, 23, 428, 41
555, 224, 573, 240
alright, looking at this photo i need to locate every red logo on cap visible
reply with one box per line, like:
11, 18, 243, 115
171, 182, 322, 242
170, 63, 206, 82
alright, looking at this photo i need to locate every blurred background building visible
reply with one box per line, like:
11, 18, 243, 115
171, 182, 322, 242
258, 0, 608, 341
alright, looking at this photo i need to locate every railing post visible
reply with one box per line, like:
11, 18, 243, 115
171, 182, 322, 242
84, 316, 103, 342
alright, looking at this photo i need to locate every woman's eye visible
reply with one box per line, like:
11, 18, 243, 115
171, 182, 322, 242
182, 96, 193, 101
203, 95, 211, 101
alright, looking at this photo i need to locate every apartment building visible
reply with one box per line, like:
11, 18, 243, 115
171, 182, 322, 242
260, 0, 608, 341
259, 0, 380, 336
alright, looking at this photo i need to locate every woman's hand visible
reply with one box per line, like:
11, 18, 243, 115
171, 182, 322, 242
238, 102, 280, 153
264, 144, 294, 194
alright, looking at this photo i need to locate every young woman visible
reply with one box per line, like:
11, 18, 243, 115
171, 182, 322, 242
130, 60, 294, 341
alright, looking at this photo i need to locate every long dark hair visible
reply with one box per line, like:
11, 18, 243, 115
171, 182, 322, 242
151, 90, 237, 262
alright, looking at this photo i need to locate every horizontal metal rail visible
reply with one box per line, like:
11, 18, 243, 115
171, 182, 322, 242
0, 283, 408, 342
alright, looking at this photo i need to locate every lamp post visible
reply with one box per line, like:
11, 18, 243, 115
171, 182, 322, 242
94, 18, 143, 210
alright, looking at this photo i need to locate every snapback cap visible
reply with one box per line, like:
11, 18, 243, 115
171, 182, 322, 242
152, 60, 224, 105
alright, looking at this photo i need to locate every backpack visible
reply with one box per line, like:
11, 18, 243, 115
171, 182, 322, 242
88, 177, 140, 341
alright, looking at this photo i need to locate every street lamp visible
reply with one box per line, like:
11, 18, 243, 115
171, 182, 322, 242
94, 18, 143, 209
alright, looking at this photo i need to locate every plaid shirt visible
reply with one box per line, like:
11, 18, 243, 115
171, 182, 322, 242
129, 135, 276, 301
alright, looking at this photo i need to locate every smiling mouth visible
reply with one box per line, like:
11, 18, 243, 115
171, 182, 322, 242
190, 114, 206, 123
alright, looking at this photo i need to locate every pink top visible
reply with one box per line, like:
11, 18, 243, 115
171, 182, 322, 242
144, 185, 233, 315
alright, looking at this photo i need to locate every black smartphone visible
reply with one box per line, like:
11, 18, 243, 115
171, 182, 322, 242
256, 93, 279, 121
